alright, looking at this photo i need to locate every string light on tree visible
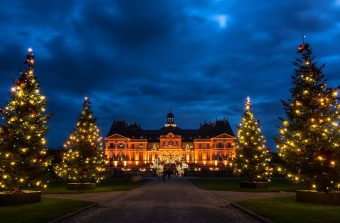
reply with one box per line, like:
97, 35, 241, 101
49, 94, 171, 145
234, 97, 272, 182
54, 97, 106, 183
277, 40, 340, 192
0, 48, 51, 192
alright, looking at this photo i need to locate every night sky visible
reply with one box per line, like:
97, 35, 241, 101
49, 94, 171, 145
0, 0, 339, 150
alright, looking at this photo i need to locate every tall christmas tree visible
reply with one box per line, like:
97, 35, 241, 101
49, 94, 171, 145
277, 41, 340, 192
0, 48, 51, 193
55, 97, 105, 183
234, 97, 272, 182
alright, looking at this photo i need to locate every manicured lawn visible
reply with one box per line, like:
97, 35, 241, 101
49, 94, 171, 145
188, 178, 307, 192
0, 198, 93, 223
237, 196, 340, 223
43, 178, 149, 194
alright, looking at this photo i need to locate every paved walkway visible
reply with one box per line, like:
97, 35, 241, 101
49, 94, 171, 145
45, 177, 290, 223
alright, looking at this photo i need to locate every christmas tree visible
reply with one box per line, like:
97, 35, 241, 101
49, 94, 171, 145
0, 49, 51, 193
277, 41, 340, 192
55, 97, 106, 183
234, 97, 272, 182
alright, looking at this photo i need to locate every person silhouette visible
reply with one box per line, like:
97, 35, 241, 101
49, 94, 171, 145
167, 168, 171, 180
162, 169, 166, 182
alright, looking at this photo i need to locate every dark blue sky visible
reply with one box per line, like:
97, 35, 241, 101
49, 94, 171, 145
0, 0, 339, 150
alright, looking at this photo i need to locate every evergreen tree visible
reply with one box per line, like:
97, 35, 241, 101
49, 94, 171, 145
234, 97, 272, 182
55, 97, 105, 183
0, 49, 51, 192
277, 41, 340, 192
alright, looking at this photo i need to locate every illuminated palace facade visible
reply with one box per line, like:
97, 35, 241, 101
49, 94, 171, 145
104, 112, 236, 169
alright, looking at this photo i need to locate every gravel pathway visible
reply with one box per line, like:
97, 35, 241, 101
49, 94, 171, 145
45, 177, 291, 223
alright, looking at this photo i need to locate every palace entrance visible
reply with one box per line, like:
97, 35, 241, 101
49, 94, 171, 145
150, 152, 188, 176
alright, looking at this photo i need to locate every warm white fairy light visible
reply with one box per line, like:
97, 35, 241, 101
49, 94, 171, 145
54, 97, 106, 183
234, 97, 272, 182
0, 48, 50, 192
277, 42, 340, 192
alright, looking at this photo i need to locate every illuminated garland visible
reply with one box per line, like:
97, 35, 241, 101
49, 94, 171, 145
0, 49, 51, 192
234, 97, 272, 182
150, 154, 188, 176
277, 42, 340, 192
54, 97, 106, 183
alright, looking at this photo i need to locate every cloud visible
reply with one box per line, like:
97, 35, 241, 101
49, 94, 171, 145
212, 15, 228, 28
0, 0, 339, 149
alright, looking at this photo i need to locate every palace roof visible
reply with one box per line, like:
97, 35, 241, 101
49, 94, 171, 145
107, 115, 235, 142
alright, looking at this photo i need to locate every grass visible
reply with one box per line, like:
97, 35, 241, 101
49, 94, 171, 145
188, 178, 307, 192
0, 198, 94, 223
42, 178, 149, 194
237, 196, 340, 223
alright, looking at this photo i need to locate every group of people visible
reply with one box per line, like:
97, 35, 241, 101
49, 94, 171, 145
161, 168, 173, 182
